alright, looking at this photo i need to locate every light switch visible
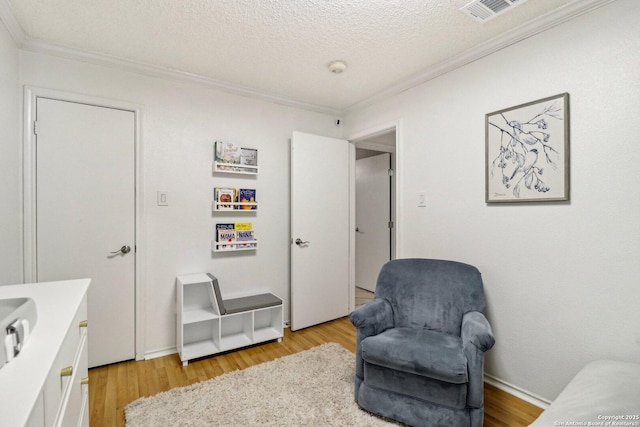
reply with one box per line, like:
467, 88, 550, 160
157, 191, 168, 206
418, 192, 427, 207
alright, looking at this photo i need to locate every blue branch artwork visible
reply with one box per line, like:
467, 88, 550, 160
488, 97, 566, 200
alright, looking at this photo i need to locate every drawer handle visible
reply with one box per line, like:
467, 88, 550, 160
79, 320, 88, 328
81, 377, 89, 385
60, 366, 73, 377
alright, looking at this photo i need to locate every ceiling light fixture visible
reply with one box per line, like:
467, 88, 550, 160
328, 60, 347, 74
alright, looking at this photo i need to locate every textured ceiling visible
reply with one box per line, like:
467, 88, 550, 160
7, 0, 587, 111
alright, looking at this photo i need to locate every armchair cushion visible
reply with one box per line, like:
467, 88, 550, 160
361, 327, 468, 384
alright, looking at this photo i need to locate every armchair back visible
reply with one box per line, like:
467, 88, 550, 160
375, 258, 486, 336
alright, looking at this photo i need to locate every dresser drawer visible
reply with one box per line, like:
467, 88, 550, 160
57, 333, 88, 427
43, 295, 88, 427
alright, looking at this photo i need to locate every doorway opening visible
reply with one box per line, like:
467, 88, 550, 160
350, 128, 397, 307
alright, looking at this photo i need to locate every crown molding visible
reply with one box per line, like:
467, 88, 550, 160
0, 0, 25, 45
343, 0, 617, 113
19, 39, 341, 116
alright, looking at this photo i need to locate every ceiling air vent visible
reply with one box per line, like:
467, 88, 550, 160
460, 0, 529, 23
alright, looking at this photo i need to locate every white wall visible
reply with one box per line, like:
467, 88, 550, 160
19, 51, 339, 355
344, 0, 640, 402
0, 18, 21, 285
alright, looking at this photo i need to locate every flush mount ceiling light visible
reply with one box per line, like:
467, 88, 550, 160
328, 60, 347, 74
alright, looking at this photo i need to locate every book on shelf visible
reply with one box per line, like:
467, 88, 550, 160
216, 223, 236, 242
214, 141, 258, 173
235, 223, 255, 247
236, 229, 256, 249
214, 141, 241, 167
214, 187, 237, 210
238, 188, 257, 210
240, 148, 258, 167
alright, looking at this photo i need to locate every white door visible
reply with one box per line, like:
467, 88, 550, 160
290, 131, 351, 331
35, 97, 136, 367
356, 153, 391, 292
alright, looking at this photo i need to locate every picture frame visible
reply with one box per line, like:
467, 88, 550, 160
485, 93, 569, 203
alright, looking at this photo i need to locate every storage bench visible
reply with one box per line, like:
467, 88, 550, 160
176, 273, 283, 366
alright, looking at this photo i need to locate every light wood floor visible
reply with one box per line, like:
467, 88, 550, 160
89, 317, 542, 426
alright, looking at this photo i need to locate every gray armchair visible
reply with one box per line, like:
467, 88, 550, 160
350, 259, 495, 427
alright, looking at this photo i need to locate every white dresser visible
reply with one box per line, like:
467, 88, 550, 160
0, 279, 90, 427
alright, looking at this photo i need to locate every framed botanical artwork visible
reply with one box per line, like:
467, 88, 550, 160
485, 93, 569, 203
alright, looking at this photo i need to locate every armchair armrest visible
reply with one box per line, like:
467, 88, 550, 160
349, 298, 394, 338
461, 311, 495, 352
462, 311, 495, 409
350, 298, 394, 388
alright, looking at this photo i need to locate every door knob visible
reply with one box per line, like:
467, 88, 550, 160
295, 238, 309, 246
110, 245, 131, 255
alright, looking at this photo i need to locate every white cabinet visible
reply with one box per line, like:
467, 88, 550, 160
0, 279, 90, 427
176, 274, 283, 366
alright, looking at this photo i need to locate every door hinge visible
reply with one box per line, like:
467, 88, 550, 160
33, 121, 39, 135
388, 168, 394, 177
388, 221, 394, 229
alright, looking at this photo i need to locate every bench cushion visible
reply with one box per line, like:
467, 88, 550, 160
224, 293, 282, 314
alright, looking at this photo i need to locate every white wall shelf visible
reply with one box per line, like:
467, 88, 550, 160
211, 240, 258, 252
213, 161, 258, 175
213, 222, 257, 252
176, 274, 283, 366
212, 201, 258, 212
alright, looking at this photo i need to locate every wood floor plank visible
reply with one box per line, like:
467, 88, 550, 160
88, 317, 543, 426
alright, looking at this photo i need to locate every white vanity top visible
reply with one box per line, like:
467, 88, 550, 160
0, 279, 90, 427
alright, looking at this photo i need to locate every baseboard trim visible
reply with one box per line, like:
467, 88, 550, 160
484, 374, 551, 409
144, 347, 178, 360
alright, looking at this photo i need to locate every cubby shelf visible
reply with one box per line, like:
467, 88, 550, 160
176, 274, 283, 366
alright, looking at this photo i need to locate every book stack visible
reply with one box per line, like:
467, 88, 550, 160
214, 141, 258, 173
215, 222, 256, 251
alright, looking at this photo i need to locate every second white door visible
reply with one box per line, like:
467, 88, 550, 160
356, 153, 391, 292
290, 131, 351, 331
35, 97, 136, 368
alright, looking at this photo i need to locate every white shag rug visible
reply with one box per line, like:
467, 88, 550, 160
125, 343, 394, 426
